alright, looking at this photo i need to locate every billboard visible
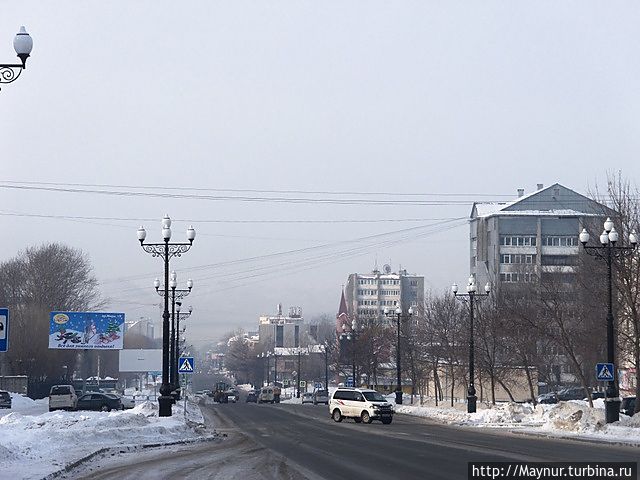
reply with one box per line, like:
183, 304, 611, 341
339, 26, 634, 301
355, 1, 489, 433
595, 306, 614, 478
119, 349, 162, 372
49, 312, 125, 350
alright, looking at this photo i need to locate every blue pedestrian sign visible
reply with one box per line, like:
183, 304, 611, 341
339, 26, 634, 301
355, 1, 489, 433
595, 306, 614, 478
178, 357, 195, 374
0, 308, 8, 352
345, 377, 354, 387
596, 363, 615, 381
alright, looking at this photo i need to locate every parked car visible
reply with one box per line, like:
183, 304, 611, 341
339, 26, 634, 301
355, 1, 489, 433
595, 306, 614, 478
313, 389, 329, 405
246, 391, 258, 403
258, 387, 275, 404
76, 392, 122, 412
0, 390, 11, 409
302, 392, 314, 404
621, 396, 636, 417
329, 388, 394, 424
536, 392, 558, 404
557, 387, 589, 401
49, 385, 78, 412
226, 391, 237, 403
119, 395, 136, 409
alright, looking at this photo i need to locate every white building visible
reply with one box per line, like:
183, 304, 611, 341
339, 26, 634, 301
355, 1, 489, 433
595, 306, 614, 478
258, 304, 309, 350
344, 265, 424, 323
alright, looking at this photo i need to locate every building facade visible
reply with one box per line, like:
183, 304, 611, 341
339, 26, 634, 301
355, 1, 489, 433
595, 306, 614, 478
470, 183, 611, 291
258, 303, 309, 350
344, 266, 424, 323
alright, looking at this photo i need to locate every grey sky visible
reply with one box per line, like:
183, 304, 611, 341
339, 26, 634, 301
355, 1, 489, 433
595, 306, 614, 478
2, 2, 640, 346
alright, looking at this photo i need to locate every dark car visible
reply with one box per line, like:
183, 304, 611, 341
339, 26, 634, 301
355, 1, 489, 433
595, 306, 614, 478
246, 391, 258, 403
76, 392, 122, 412
313, 390, 329, 405
621, 397, 636, 417
0, 390, 11, 409
557, 387, 589, 401
537, 392, 558, 404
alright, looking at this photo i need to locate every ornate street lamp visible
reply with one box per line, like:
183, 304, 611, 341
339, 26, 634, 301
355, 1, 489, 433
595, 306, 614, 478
137, 215, 195, 417
580, 218, 638, 423
175, 302, 193, 392
452, 276, 491, 413
154, 273, 193, 400
384, 305, 414, 405
1, 27, 33, 90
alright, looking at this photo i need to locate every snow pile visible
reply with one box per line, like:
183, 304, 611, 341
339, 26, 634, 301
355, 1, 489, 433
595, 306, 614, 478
0, 398, 210, 480
395, 398, 640, 444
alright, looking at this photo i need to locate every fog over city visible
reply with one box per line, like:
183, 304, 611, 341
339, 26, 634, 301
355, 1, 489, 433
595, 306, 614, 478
2, 2, 640, 346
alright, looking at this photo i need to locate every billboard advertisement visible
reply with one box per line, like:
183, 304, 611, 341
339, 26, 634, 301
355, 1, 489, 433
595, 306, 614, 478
49, 312, 125, 350
118, 349, 162, 372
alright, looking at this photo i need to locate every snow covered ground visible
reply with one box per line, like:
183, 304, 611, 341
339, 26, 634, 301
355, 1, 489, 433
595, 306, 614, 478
0, 392, 212, 480
392, 396, 640, 445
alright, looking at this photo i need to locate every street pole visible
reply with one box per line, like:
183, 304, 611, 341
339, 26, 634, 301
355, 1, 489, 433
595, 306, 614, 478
274, 351, 278, 386
453, 276, 490, 414
324, 343, 329, 390
384, 306, 413, 405
580, 220, 637, 423
297, 349, 301, 398
138, 216, 196, 417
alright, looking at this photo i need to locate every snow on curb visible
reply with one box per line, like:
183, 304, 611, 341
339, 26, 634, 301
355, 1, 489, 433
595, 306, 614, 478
0, 398, 212, 480
394, 398, 640, 445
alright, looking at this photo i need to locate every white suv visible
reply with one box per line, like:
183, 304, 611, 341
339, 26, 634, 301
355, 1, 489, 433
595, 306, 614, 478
329, 388, 394, 424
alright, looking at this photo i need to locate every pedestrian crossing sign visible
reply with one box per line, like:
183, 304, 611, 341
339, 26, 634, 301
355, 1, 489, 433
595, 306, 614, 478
178, 356, 195, 374
595, 363, 615, 381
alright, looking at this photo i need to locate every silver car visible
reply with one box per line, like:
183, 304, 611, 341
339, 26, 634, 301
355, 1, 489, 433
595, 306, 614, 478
313, 389, 329, 405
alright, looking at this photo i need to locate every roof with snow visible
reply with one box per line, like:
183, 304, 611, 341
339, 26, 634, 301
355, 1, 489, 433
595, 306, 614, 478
471, 183, 614, 219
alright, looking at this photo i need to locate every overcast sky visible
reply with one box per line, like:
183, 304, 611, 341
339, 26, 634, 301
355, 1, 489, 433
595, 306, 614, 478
2, 2, 640, 347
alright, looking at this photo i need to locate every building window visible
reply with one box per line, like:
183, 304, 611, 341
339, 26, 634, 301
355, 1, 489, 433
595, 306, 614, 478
276, 325, 284, 348
542, 236, 578, 247
500, 235, 537, 247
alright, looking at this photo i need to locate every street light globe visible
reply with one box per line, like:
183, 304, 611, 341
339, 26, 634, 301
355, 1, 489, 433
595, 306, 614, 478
408, 307, 414, 316
162, 226, 172, 240
609, 227, 619, 243
579, 228, 590, 245
188, 305, 193, 314
153, 278, 160, 289
630, 230, 638, 245
451, 283, 458, 294
395, 306, 401, 315
162, 215, 172, 229
484, 283, 491, 294
176, 303, 181, 313
383, 306, 389, 315
187, 279, 194, 290
187, 226, 196, 242
600, 230, 609, 245
13, 26, 32, 66
604, 217, 613, 233
137, 226, 147, 242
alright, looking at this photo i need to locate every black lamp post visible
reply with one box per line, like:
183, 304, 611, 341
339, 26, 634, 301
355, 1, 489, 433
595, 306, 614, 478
175, 302, 193, 395
273, 350, 278, 386
384, 305, 413, 405
323, 341, 332, 390
138, 215, 196, 417
452, 275, 491, 414
0, 26, 33, 91
340, 319, 361, 388
580, 218, 638, 423
154, 273, 193, 400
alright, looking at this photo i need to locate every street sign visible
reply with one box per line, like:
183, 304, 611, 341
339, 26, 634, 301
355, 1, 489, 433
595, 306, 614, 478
283, 380, 290, 387
345, 377, 354, 387
315, 383, 322, 390
0, 308, 9, 352
299, 380, 306, 388
596, 363, 615, 381
178, 356, 195, 374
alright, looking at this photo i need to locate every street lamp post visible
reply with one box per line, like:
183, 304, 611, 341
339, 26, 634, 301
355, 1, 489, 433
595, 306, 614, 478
580, 218, 638, 423
175, 302, 193, 395
138, 215, 196, 417
452, 276, 491, 414
339, 320, 359, 388
154, 273, 193, 400
323, 341, 332, 390
0, 26, 33, 90
384, 306, 413, 405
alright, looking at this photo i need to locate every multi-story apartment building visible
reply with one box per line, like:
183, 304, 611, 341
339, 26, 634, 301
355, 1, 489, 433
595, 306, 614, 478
344, 265, 424, 323
470, 183, 611, 290
470, 183, 613, 388
258, 303, 309, 350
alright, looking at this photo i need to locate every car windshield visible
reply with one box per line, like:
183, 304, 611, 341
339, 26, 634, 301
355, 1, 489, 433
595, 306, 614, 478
51, 386, 71, 395
0, 392, 10, 399
315, 390, 327, 396
362, 391, 386, 402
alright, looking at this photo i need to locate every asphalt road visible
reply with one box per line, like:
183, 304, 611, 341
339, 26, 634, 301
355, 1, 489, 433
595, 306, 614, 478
214, 402, 640, 480
72, 401, 639, 480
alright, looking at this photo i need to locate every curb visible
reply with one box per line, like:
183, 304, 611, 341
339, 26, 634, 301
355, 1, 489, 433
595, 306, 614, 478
43, 434, 220, 479
510, 429, 640, 448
